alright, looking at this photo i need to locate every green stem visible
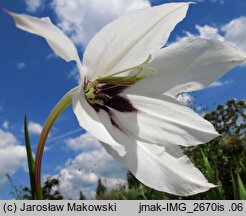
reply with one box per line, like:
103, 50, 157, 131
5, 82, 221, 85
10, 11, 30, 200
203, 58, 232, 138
34, 87, 77, 199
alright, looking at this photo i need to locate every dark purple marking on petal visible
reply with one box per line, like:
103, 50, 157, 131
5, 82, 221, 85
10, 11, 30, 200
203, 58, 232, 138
85, 80, 138, 129
89, 103, 100, 113
105, 95, 138, 113
96, 104, 109, 113
110, 117, 122, 130
99, 84, 128, 97
96, 104, 122, 130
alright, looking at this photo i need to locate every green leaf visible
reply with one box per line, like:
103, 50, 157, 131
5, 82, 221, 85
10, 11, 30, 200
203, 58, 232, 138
24, 115, 36, 199
230, 169, 237, 199
201, 150, 214, 182
237, 173, 246, 200
201, 149, 223, 199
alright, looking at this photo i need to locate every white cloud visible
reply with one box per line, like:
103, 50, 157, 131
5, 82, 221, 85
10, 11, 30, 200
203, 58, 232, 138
25, 0, 44, 13
211, 0, 225, 4
186, 17, 246, 55
103, 177, 126, 189
193, 0, 225, 3
28, 121, 42, 135
177, 93, 193, 105
222, 17, 246, 53
67, 66, 80, 84
51, 0, 150, 47
189, 25, 224, 41
0, 129, 26, 186
209, 79, 233, 88
16, 62, 26, 70
45, 52, 58, 61
56, 133, 126, 199
65, 132, 101, 151
2, 121, 9, 130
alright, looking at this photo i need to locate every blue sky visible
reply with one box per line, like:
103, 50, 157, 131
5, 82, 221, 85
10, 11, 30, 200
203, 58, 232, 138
0, 0, 245, 199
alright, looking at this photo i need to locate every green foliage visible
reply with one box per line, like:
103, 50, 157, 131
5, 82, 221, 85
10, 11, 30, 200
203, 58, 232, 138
94, 183, 166, 200
96, 178, 107, 199
127, 171, 141, 190
79, 191, 86, 200
237, 174, 246, 200
183, 99, 246, 200
95, 172, 167, 200
6, 174, 29, 200
41, 177, 63, 200
9, 177, 63, 200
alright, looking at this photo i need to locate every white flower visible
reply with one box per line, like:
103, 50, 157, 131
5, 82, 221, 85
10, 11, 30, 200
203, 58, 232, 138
9, 2, 246, 195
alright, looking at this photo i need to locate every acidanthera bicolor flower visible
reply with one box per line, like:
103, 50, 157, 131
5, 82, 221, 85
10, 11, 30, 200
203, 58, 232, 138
7, 2, 246, 198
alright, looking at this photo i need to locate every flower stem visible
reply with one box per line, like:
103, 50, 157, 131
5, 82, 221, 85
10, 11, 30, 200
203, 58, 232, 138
34, 87, 77, 199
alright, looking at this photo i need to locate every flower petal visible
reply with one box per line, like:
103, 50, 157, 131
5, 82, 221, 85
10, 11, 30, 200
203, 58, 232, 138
126, 37, 246, 96
71, 87, 125, 156
83, 2, 190, 80
110, 94, 219, 147
7, 11, 80, 63
101, 139, 215, 196
79, 91, 215, 195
